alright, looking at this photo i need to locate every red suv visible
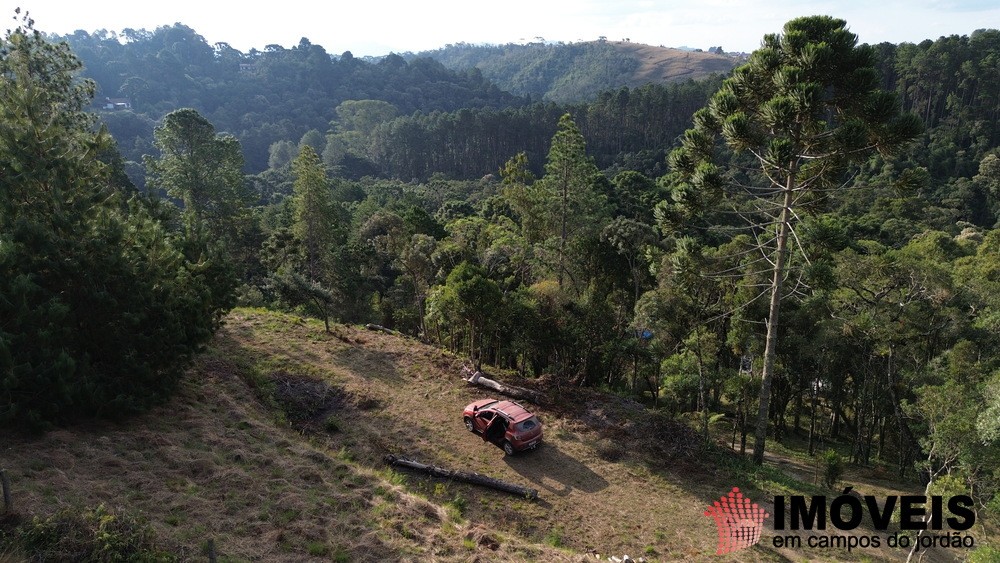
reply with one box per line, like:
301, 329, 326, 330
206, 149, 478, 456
463, 398, 543, 455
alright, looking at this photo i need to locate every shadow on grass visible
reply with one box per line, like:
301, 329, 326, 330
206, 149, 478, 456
709, 445, 827, 498
502, 442, 609, 496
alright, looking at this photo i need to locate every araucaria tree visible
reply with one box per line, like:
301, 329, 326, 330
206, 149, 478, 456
666, 16, 922, 464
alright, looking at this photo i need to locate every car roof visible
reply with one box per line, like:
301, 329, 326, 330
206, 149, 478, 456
489, 400, 534, 422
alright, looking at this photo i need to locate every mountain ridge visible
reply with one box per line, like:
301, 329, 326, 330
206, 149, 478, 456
411, 40, 740, 103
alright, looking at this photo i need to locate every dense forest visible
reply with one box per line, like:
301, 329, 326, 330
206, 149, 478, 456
55, 24, 727, 179
4, 10, 1000, 546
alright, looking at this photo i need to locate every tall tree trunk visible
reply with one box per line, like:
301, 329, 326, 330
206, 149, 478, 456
885, 346, 918, 478
808, 378, 819, 456
793, 374, 803, 434
831, 406, 842, 439
558, 177, 568, 288
877, 415, 886, 461
697, 352, 709, 442
732, 408, 739, 451
853, 394, 865, 464
752, 183, 795, 465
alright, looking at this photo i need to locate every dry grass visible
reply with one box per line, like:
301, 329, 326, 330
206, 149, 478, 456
611, 42, 739, 85
0, 308, 952, 561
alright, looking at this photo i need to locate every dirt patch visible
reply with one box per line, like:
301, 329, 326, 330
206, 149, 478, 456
270, 370, 345, 432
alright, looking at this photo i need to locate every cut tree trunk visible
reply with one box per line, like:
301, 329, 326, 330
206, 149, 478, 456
384, 455, 538, 500
462, 367, 544, 404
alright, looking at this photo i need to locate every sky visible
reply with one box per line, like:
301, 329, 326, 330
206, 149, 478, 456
15, 0, 1000, 56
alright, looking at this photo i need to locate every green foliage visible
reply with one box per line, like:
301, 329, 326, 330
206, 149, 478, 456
57, 26, 521, 172
968, 545, 1000, 563
9, 504, 174, 561
268, 140, 297, 169
291, 146, 337, 279
820, 449, 844, 489
27, 17, 1000, 524
0, 18, 231, 429
306, 541, 329, 556
56, 24, 729, 180
979, 374, 1000, 444
444, 494, 467, 520
659, 352, 699, 413
543, 526, 564, 548
427, 261, 502, 359
144, 108, 252, 246
533, 113, 608, 289
668, 15, 923, 465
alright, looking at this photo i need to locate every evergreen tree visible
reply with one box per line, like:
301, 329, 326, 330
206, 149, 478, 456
0, 14, 230, 429
270, 145, 343, 331
144, 108, 251, 247
291, 146, 337, 281
534, 113, 608, 289
667, 16, 923, 464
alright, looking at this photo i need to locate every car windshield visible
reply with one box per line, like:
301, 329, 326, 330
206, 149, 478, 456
517, 417, 539, 431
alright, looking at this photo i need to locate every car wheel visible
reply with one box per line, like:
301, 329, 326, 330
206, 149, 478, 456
503, 441, 515, 456
464, 417, 475, 432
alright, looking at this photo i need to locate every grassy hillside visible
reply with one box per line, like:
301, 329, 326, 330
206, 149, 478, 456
418, 41, 739, 103
0, 309, 963, 561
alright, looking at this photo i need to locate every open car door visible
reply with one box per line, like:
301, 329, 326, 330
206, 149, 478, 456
484, 415, 507, 445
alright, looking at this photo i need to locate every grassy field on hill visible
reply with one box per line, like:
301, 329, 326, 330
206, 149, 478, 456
421, 40, 738, 103
1, 309, 980, 561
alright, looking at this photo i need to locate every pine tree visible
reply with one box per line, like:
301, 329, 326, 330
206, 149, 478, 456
270, 145, 342, 332
534, 113, 608, 289
291, 146, 337, 281
0, 14, 232, 429
144, 108, 251, 247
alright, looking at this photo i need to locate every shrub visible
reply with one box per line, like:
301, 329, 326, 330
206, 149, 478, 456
821, 449, 844, 489
12, 505, 173, 561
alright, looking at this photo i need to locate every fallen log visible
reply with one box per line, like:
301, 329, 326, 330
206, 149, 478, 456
461, 367, 544, 404
365, 323, 397, 334
384, 454, 538, 500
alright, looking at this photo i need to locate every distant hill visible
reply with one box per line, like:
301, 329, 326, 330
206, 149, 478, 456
55, 25, 528, 173
414, 41, 740, 103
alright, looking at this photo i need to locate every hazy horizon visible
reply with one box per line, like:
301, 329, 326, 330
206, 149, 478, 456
17, 0, 1000, 57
